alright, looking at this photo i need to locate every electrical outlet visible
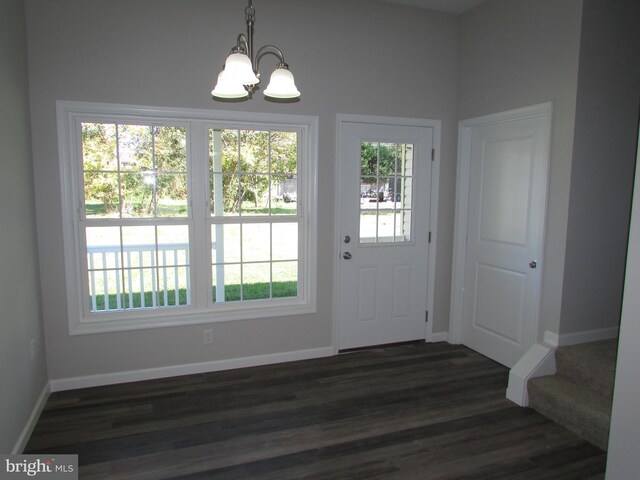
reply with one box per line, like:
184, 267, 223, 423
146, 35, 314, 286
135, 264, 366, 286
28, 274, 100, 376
203, 329, 214, 345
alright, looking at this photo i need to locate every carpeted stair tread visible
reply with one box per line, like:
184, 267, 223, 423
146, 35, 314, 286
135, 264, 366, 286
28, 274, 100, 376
528, 374, 612, 451
554, 339, 617, 400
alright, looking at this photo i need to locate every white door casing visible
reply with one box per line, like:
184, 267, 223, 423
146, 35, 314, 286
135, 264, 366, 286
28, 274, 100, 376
450, 104, 551, 367
335, 115, 440, 350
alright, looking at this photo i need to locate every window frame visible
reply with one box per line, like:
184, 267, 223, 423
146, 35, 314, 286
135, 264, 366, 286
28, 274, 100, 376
57, 101, 318, 335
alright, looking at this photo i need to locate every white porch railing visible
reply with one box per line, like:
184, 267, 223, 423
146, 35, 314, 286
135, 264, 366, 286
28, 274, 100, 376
87, 243, 190, 312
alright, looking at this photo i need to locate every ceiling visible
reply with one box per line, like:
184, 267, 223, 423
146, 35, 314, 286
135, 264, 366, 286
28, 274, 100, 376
380, 0, 486, 15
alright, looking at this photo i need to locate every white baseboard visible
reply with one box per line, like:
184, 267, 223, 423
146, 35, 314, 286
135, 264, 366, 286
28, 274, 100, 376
543, 326, 619, 348
506, 343, 556, 407
12, 383, 50, 454
49, 346, 335, 392
430, 331, 449, 343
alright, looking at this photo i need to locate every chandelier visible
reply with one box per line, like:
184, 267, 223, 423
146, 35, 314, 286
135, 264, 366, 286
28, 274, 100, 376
211, 0, 300, 101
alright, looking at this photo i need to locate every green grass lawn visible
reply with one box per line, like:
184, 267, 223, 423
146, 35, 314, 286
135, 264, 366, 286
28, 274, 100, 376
85, 200, 295, 218
240, 206, 296, 215
92, 281, 297, 311
85, 201, 188, 217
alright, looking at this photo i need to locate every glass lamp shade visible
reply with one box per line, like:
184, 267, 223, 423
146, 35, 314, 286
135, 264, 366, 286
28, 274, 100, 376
224, 52, 259, 86
263, 66, 300, 99
211, 70, 248, 99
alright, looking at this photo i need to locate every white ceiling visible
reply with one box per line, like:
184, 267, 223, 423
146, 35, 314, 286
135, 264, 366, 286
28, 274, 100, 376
380, 0, 486, 15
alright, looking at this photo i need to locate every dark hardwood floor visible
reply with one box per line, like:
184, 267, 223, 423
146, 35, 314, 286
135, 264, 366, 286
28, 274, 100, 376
25, 343, 607, 479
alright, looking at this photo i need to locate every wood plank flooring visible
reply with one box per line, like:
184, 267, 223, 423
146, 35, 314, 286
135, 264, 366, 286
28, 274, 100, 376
25, 343, 607, 479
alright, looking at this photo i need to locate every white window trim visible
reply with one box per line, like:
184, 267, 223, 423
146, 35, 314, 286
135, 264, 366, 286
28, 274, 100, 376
57, 100, 318, 335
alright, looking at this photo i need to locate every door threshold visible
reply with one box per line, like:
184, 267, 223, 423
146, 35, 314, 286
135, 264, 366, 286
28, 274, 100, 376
339, 339, 426, 354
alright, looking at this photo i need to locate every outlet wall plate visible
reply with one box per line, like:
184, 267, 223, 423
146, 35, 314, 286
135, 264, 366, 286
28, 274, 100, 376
203, 329, 214, 345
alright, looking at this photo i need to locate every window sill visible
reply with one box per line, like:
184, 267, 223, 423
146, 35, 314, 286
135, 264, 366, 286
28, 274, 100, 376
70, 299, 316, 335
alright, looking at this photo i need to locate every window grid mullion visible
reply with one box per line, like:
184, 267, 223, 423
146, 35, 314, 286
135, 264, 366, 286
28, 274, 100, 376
375, 142, 380, 243
239, 223, 244, 301
114, 250, 122, 310
190, 122, 210, 310
88, 251, 97, 312
116, 124, 123, 219
269, 223, 274, 299
151, 126, 157, 218
153, 225, 159, 307
393, 144, 398, 243
268, 131, 272, 218
268, 133, 273, 298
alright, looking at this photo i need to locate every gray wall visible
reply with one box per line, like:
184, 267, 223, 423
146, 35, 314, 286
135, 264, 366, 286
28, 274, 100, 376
0, 0, 48, 453
559, 0, 640, 335
25, 0, 459, 380
458, 0, 583, 338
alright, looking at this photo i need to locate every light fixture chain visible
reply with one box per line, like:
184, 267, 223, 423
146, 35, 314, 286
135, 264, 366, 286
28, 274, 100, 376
245, 1, 255, 71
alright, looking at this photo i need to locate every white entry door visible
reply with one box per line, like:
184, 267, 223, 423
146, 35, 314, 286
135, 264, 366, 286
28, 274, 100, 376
455, 105, 550, 367
337, 119, 434, 350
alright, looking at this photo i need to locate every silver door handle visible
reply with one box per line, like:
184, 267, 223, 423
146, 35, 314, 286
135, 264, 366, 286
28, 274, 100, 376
343, 252, 352, 260
529, 260, 537, 269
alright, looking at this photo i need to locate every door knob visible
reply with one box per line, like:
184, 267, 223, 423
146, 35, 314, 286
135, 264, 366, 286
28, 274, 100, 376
529, 260, 537, 269
343, 252, 352, 260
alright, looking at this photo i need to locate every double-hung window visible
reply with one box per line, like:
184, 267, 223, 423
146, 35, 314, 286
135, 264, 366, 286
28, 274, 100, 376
58, 102, 317, 334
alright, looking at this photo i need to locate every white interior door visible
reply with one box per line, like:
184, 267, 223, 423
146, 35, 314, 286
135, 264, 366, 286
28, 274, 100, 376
459, 108, 550, 367
337, 120, 433, 350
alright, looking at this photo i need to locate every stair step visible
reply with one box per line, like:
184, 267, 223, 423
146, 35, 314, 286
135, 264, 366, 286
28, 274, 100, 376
528, 375, 612, 451
555, 339, 617, 399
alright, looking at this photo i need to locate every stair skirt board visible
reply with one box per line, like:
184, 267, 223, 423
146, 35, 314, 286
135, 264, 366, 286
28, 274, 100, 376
506, 343, 556, 406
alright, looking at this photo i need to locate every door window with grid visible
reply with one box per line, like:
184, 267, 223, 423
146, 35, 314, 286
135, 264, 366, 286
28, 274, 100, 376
359, 141, 414, 244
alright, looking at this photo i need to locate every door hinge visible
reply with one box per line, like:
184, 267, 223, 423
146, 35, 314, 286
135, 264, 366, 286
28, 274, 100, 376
428, 231, 432, 243
425, 311, 429, 323
431, 149, 435, 161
